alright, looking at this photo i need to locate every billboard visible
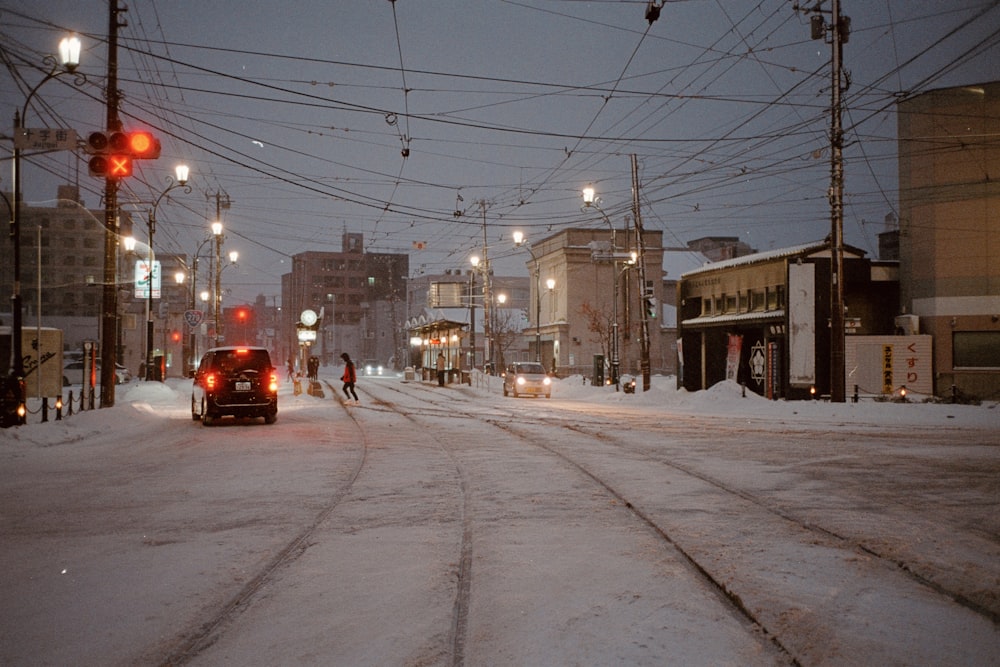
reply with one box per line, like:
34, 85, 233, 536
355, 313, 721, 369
134, 260, 162, 299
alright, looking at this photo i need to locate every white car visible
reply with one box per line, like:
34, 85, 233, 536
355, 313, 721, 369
502, 362, 552, 399
62, 360, 131, 386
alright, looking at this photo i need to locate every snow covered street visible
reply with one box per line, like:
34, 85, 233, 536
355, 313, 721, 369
2, 374, 998, 665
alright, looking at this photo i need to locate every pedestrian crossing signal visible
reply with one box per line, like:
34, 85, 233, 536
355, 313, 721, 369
88, 154, 133, 178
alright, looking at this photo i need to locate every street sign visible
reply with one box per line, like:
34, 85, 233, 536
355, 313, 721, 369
184, 310, 204, 328
13, 127, 78, 151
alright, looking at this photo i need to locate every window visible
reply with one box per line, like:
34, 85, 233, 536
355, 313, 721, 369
703, 298, 712, 315
739, 292, 748, 312
953, 332, 1000, 368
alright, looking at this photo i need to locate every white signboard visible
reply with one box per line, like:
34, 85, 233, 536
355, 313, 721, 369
134, 260, 161, 299
787, 262, 816, 387
845, 336, 933, 396
13, 127, 78, 151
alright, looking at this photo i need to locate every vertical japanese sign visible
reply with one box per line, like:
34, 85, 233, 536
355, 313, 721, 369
882, 344, 894, 394
134, 260, 162, 299
725, 333, 743, 382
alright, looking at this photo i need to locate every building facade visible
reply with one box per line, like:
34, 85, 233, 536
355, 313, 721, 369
516, 227, 666, 380
281, 233, 408, 373
898, 81, 1000, 401
678, 241, 899, 399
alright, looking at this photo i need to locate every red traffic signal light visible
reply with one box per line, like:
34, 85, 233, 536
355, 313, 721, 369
236, 308, 248, 322
85, 130, 161, 175
171, 330, 182, 343
87, 130, 153, 153
128, 131, 161, 159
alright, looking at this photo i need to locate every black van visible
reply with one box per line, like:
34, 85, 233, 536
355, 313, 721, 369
191, 346, 278, 425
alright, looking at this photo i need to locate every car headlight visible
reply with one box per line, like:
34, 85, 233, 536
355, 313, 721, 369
516, 376, 526, 385
543, 377, 552, 386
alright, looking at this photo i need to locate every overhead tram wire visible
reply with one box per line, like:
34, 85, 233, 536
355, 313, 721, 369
369, 0, 415, 239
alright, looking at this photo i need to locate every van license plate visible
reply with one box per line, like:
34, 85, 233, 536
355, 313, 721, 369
235, 381, 251, 391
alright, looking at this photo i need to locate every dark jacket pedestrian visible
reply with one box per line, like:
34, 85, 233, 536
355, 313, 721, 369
341, 353, 359, 401
436, 352, 446, 386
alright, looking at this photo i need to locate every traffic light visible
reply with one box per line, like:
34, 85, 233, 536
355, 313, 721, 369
86, 130, 161, 178
236, 308, 248, 323
644, 295, 658, 319
88, 154, 132, 178
127, 131, 162, 159
171, 330, 181, 343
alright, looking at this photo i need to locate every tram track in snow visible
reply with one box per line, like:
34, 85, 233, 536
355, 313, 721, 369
363, 379, 1000, 664
358, 380, 798, 664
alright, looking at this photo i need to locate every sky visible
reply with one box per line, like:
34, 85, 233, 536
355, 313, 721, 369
3, 1, 999, 306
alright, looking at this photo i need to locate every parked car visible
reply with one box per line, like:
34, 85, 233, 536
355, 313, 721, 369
502, 361, 552, 399
62, 360, 131, 386
191, 346, 278, 425
620, 373, 637, 394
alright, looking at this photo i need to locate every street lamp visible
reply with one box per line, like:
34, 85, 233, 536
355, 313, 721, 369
582, 185, 624, 388
213, 243, 238, 347
212, 222, 223, 346
513, 231, 543, 363
494, 292, 507, 373
6, 35, 83, 425
469, 255, 480, 369
145, 165, 191, 380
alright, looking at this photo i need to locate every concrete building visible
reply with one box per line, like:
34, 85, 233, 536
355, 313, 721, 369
898, 81, 1000, 401
0, 185, 165, 368
513, 227, 666, 380
281, 233, 408, 373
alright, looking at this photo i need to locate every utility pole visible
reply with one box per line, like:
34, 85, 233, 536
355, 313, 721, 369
479, 200, 492, 372
631, 154, 651, 392
99, 1, 127, 407
207, 189, 231, 345
799, 0, 850, 401
828, 0, 847, 403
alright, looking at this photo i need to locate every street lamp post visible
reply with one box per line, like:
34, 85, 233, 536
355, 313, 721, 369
469, 256, 480, 370
582, 186, 623, 388
513, 231, 543, 363
6, 35, 82, 425
145, 165, 190, 380
545, 278, 556, 371
211, 234, 237, 348
494, 292, 507, 373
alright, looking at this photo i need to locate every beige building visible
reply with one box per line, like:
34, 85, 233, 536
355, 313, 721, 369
516, 227, 665, 380
898, 81, 1000, 401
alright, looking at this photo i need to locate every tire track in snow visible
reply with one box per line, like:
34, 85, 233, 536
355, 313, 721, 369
158, 397, 368, 666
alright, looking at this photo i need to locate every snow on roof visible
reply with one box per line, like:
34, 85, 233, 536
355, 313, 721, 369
680, 240, 866, 277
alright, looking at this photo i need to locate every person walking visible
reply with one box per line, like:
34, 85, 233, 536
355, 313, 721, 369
436, 351, 446, 386
340, 353, 359, 402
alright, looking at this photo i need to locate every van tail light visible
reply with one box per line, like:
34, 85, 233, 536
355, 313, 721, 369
205, 373, 217, 390
268, 372, 279, 393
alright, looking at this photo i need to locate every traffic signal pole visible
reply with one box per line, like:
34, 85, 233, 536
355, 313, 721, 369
100, 1, 127, 407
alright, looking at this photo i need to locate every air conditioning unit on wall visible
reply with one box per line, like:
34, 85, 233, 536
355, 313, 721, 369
894, 314, 919, 335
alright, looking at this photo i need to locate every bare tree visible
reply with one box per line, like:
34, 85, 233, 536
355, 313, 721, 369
579, 301, 613, 361
491, 307, 522, 372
